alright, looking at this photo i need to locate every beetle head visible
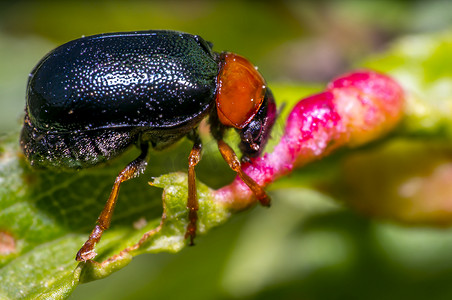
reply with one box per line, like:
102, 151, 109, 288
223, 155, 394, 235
214, 52, 276, 160
237, 89, 276, 160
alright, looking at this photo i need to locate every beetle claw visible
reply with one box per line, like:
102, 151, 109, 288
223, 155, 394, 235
76, 248, 97, 262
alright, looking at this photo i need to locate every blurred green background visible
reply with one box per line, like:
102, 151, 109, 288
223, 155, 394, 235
1, 0, 452, 299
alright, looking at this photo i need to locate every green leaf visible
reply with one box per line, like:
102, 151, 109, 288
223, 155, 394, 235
0, 136, 231, 298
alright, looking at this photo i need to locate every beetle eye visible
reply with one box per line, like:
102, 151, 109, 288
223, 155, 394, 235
215, 53, 266, 129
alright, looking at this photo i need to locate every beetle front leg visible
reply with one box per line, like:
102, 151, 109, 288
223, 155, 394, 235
217, 139, 270, 206
185, 133, 202, 245
76, 143, 149, 261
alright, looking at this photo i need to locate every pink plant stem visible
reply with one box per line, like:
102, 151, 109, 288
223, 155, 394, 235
216, 70, 405, 210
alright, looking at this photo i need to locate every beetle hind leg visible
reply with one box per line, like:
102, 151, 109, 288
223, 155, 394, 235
185, 132, 202, 245
76, 143, 149, 261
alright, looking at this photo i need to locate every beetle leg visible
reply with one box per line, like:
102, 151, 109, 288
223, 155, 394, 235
185, 133, 202, 245
217, 139, 270, 206
76, 143, 149, 261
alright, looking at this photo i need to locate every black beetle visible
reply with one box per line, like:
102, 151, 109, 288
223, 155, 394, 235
20, 30, 276, 261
